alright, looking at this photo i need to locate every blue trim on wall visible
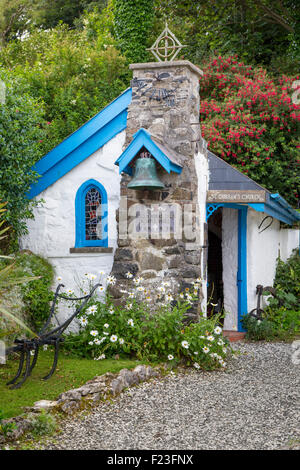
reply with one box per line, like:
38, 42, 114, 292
206, 202, 248, 332
237, 207, 248, 332
28, 88, 132, 199
75, 179, 108, 248
115, 128, 182, 175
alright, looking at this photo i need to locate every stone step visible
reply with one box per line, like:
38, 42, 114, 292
223, 330, 246, 342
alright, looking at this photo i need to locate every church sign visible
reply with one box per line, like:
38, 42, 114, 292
207, 190, 266, 204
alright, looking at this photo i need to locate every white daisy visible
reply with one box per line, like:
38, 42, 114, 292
106, 275, 116, 286
214, 326, 222, 335
88, 341, 94, 346
207, 335, 215, 342
202, 346, 210, 354
217, 339, 225, 346
110, 335, 118, 342
128, 292, 135, 299
103, 323, 109, 328
79, 317, 88, 327
127, 319, 134, 327
119, 338, 124, 345
181, 340, 189, 349
90, 330, 98, 337
168, 354, 174, 361
43, 345, 48, 351
193, 362, 200, 369
125, 272, 133, 279
126, 303, 133, 310
56, 276, 62, 282
94, 338, 101, 345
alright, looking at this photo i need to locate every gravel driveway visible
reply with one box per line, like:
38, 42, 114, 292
35, 342, 299, 450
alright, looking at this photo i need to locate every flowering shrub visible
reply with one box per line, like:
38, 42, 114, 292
62, 272, 232, 371
200, 55, 300, 206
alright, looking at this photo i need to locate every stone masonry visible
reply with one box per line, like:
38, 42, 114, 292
110, 61, 206, 317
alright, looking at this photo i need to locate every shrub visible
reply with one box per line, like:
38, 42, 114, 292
62, 273, 232, 370
241, 314, 276, 341
28, 411, 57, 437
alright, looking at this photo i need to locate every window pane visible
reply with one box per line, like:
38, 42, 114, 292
85, 188, 102, 240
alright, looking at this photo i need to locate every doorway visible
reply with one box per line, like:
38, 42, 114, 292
207, 207, 224, 322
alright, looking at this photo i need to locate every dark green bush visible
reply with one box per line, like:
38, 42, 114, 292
14, 252, 54, 332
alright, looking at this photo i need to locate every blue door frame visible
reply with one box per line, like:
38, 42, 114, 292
206, 203, 248, 332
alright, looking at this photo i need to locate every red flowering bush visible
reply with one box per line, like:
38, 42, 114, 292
200, 55, 300, 207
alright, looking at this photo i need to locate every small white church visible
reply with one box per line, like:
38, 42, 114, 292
20, 43, 300, 335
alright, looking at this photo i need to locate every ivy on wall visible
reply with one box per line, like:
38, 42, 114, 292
113, 0, 155, 63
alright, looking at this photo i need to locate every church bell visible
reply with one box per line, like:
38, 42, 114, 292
127, 153, 165, 190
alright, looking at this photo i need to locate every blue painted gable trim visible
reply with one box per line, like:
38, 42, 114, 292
75, 179, 108, 248
28, 88, 132, 199
115, 128, 182, 176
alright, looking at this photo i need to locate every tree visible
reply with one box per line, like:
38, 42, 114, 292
155, 0, 300, 74
0, 70, 45, 243
200, 55, 300, 206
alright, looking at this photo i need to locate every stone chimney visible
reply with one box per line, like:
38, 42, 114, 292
111, 60, 208, 317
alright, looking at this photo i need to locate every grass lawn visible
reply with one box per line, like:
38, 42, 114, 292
0, 350, 145, 418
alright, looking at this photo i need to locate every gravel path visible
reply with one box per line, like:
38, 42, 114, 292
36, 342, 299, 450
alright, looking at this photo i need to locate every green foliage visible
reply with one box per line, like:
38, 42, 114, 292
113, 0, 155, 63
155, 0, 300, 75
273, 249, 300, 302
63, 275, 232, 370
0, 69, 45, 242
0, 24, 130, 156
241, 314, 276, 341
27, 410, 56, 437
14, 252, 54, 332
0, 409, 16, 436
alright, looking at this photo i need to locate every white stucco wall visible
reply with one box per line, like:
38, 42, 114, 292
194, 147, 209, 314
222, 208, 238, 330
20, 131, 126, 322
247, 208, 299, 312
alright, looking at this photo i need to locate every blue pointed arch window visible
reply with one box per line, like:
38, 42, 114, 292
75, 179, 108, 247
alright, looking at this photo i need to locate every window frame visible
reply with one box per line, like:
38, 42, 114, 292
75, 179, 108, 248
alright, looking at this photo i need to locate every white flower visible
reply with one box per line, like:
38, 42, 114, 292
110, 335, 118, 342
103, 323, 109, 328
67, 289, 73, 295
207, 335, 215, 342
157, 286, 165, 293
99, 270, 105, 276
219, 360, 227, 368
126, 303, 132, 310
214, 326, 222, 335
181, 340, 189, 349
43, 345, 48, 351
217, 339, 224, 346
179, 293, 184, 299
86, 273, 97, 281
125, 272, 133, 279
99, 354, 105, 360
168, 354, 174, 361
202, 346, 210, 354
119, 338, 124, 345
199, 335, 205, 339
94, 338, 101, 345
90, 330, 98, 337
88, 341, 94, 346
98, 286, 105, 292
145, 296, 152, 302
79, 316, 88, 327
193, 362, 200, 369
56, 276, 62, 282
194, 351, 198, 355
86, 305, 97, 315
103, 331, 109, 336
163, 281, 170, 287
166, 293, 174, 302
71, 99, 77, 105
137, 286, 144, 292
127, 319, 134, 327
128, 292, 135, 299
106, 275, 116, 286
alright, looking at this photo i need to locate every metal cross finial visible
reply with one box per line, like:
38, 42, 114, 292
147, 22, 186, 62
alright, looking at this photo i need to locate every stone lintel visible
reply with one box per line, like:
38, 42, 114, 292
129, 60, 203, 77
